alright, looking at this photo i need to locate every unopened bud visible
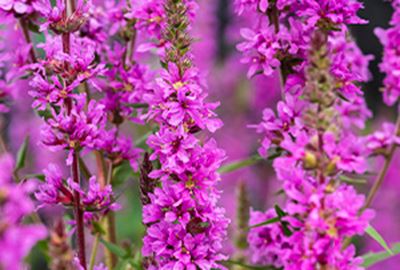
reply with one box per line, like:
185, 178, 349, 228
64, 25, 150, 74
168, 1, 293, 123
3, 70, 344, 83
326, 156, 340, 175
325, 181, 336, 194
0, 188, 8, 204
303, 151, 318, 170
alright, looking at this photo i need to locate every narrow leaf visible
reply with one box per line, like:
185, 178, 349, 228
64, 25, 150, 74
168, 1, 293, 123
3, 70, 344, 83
136, 129, 157, 148
124, 102, 149, 109
24, 174, 45, 182
223, 260, 278, 270
274, 205, 292, 236
274, 204, 286, 218
248, 216, 280, 229
92, 221, 106, 235
339, 175, 367, 184
114, 259, 129, 270
100, 238, 127, 258
16, 137, 29, 171
362, 243, 400, 267
219, 155, 263, 174
365, 224, 393, 255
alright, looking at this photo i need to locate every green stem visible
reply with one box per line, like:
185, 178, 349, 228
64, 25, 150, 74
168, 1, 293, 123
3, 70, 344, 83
72, 152, 87, 269
89, 234, 100, 270
222, 260, 279, 270
78, 156, 92, 180
361, 115, 400, 212
218, 155, 263, 174
104, 160, 117, 269
0, 134, 6, 154
343, 115, 400, 251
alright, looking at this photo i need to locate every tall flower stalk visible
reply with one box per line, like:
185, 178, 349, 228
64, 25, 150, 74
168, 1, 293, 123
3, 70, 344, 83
1, 0, 144, 268
237, 0, 375, 269
141, 0, 229, 269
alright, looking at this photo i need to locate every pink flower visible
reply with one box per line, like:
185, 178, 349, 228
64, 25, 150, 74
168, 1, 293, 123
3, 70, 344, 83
375, 5, 400, 106
366, 122, 400, 152
36, 164, 119, 213
0, 0, 37, 14
0, 154, 47, 270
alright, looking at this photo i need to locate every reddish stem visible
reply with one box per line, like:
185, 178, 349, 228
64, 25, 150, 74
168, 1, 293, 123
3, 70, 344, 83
72, 151, 87, 269
69, 0, 76, 14
19, 18, 36, 63
62, 33, 71, 54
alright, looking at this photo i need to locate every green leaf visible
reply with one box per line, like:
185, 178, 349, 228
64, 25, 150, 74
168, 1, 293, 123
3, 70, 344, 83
218, 155, 263, 174
112, 161, 138, 187
274, 204, 286, 218
131, 252, 144, 270
26, 240, 50, 266
267, 147, 284, 160
27, 21, 40, 33
365, 224, 393, 255
15, 137, 29, 171
127, 258, 142, 270
115, 259, 129, 270
136, 130, 155, 148
124, 102, 149, 109
160, 60, 168, 69
36, 108, 53, 120
114, 259, 129, 270
274, 205, 292, 236
24, 174, 45, 181
337, 92, 351, 103
339, 175, 367, 184
248, 216, 280, 229
223, 260, 278, 270
92, 221, 106, 235
362, 243, 400, 268
100, 238, 127, 258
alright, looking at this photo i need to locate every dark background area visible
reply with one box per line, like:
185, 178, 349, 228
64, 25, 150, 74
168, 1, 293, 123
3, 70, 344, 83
351, 0, 393, 111
216, 0, 394, 113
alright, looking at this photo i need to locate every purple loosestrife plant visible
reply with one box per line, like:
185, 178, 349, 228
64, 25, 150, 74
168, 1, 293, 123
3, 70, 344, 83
2, 0, 400, 269
375, 0, 400, 106
1, 0, 142, 268
141, 0, 229, 269
237, 0, 376, 269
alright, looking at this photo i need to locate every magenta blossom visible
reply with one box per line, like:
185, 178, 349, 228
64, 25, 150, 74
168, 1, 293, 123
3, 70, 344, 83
35, 163, 119, 213
0, 153, 47, 270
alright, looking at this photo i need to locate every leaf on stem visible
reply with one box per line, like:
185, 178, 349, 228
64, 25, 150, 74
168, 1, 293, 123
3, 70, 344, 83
15, 136, 29, 172
248, 216, 281, 229
223, 259, 279, 269
339, 175, 367, 184
219, 155, 263, 174
365, 224, 393, 255
100, 238, 127, 258
362, 243, 400, 267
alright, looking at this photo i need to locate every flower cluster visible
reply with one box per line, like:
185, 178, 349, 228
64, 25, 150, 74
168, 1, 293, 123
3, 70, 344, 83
239, 0, 375, 269
365, 123, 400, 154
236, 0, 366, 82
0, 153, 47, 270
141, 0, 229, 269
6, 0, 146, 267
35, 163, 119, 225
2, 0, 400, 269
0, 0, 38, 15
127, 0, 198, 53
375, 0, 400, 105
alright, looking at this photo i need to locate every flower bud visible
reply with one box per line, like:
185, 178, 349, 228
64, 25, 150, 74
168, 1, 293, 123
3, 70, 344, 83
303, 151, 318, 169
326, 156, 340, 175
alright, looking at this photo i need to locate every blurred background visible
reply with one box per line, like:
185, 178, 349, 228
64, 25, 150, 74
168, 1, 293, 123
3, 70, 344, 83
2, 0, 399, 269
